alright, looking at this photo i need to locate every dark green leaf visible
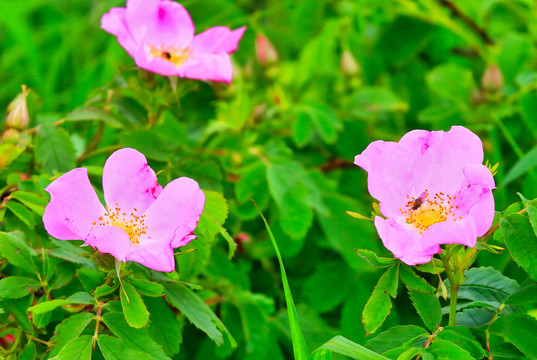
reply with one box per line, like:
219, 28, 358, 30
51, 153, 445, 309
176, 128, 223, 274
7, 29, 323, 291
0, 231, 38, 273
145, 297, 182, 357
427, 339, 474, 360
49, 312, 95, 358
407, 288, 442, 332
500, 214, 537, 280
504, 283, 537, 305
34, 124, 76, 173
4, 201, 36, 230
362, 265, 399, 334
490, 314, 537, 359
366, 325, 429, 354
436, 327, 487, 359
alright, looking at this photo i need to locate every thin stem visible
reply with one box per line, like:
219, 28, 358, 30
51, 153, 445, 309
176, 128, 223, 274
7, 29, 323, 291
92, 301, 103, 349
441, 254, 459, 327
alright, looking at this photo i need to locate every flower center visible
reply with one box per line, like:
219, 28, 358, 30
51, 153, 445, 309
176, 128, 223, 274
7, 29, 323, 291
92, 204, 147, 245
147, 44, 192, 68
399, 190, 461, 234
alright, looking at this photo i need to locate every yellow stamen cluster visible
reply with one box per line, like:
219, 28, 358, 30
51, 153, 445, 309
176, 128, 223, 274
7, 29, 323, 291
147, 44, 192, 67
399, 190, 460, 234
92, 204, 147, 245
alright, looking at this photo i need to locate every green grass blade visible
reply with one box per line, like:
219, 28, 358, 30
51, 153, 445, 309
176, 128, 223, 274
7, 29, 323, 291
254, 201, 309, 360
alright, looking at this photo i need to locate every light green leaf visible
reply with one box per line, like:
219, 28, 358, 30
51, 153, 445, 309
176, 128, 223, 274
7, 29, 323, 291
355, 249, 396, 268
65, 107, 123, 128
98, 335, 149, 360
400, 265, 436, 293
0, 231, 38, 273
49, 312, 95, 358
366, 325, 429, 354
501, 147, 537, 186
500, 214, 537, 280
318, 336, 390, 360
28, 292, 95, 315
504, 283, 537, 305
4, 201, 36, 230
362, 265, 399, 335
9, 190, 48, 216
120, 280, 149, 329
127, 278, 163, 297
490, 313, 537, 359
50, 335, 92, 360
426, 339, 474, 360
34, 124, 76, 173
0, 276, 40, 299
407, 288, 442, 331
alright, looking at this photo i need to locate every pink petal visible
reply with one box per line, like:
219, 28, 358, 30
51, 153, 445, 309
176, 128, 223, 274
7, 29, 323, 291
125, 243, 175, 272
102, 148, 162, 215
43, 168, 105, 240
422, 216, 478, 249
101, 8, 137, 56
192, 26, 246, 54
172, 233, 196, 249
133, 46, 183, 76
142, 177, 205, 247
126, 0, 194, 49
375, 217, 440, 265
85, 226, 132, 261
180, 53, 233, 83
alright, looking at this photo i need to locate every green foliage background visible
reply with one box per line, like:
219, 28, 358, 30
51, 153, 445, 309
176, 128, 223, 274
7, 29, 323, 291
1, 0, 537, 359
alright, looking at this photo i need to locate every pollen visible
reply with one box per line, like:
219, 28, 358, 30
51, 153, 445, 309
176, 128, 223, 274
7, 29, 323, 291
94, 203, 147, 245
147, 44, 193, 68
398, 190, 459, 234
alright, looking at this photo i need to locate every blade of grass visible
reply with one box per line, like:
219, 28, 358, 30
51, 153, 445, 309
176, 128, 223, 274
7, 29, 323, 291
253, 200, 309, 360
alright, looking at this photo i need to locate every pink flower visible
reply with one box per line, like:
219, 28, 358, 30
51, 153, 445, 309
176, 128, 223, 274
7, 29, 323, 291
101, 0, 245, 83
43, 148, 205, 272
354, 126, 495, 265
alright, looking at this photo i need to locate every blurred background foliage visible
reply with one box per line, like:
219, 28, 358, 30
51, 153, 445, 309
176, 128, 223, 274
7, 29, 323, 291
1, 0, 537, 358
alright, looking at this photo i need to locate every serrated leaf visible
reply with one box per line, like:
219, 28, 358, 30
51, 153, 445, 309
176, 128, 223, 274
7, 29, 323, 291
146, 297, 182, 357
366, 325, 429, 354
4, 201, 36, 230
427, 339, 474, 360
49, 335, 92, 360
28, 292, 95, 315
10, 190, 47, 216
0, 276, 40, 298
120, 281, 149, 329
202, 190, 229, 236
400, 265, 435, 293
0, 231, 38, 273
102, 312, 169, 360
355, 249, 396, 268
163, 283, 234, 347
127, 278, 163, 297
500, 213, 537, 280
504, 283, 537, 305
318, 336, 390, 360
34, 124, 76, 173
407, 288, 442, 332
362, 265, 399, 334
98, 335, 149, 359
436, 326, 487, 359
490, 314, 537, 359
49, 312, 95, 358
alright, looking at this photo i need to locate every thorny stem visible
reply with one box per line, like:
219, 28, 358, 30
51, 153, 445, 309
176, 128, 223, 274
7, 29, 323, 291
92, 301, 103, 349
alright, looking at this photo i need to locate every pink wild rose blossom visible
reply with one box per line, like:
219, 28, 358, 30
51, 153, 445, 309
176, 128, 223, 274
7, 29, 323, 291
354, 126, 495, 265
101, 0, 245, 83
43, 148, 205, 272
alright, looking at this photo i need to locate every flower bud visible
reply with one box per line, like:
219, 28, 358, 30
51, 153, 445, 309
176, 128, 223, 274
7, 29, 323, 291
256, 34, 278, 65
6, 85, 30, 130
481, 65, 503, 92
340, 49, 360, 76
1, 128, 21, 144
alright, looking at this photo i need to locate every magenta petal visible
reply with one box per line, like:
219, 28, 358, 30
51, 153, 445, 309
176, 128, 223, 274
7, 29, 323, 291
101, 8, 137, 56
85, 226, 132, 261
126, 0, 194, 48
181, 53, 233, 83
422, 217, 478, 249
125, 244, 175, 272
172, 233, 196, 249
192, 26, 246, 54
375, 217, 440, 265
43, 168, 105, 240
143, 177, 205, 247
102, 148, 162, 214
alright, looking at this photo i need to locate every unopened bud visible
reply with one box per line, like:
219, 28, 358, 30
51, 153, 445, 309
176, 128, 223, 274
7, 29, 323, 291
340, 49, 360, 76
482, 65, 503, 92
1, 128, 21, 144
6, 85, 30, 130
256, 34, 278, 65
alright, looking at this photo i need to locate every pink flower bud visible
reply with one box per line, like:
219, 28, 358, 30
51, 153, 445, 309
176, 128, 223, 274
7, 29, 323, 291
340, 49, 360, 76
256, 34, 278, 65
481, 65, 503, 92
5, 85, 30, 130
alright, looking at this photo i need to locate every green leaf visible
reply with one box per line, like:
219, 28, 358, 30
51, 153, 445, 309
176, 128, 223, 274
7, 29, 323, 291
101, 312, 169, 360
347, 88, 408, 118
426, 339, 475, 360
255, 203, 309, 360
490, 314, 537, 359
4, 201, 36, 230
501, 147, 537, 186
120, 280, 149, 329
504, 283, 537, 305
500, 214, 537, 280
309, 348, 332, 360
407, 288, 442, 331
0, 276, 40, 298
400, 265, 436, 293
426, 63, 474, 103
362, 265, 399, 334
34, 124, 76, 173
292, 110, 315, 147
65, 107, 123, 128
366, 325, 429, 354
0, 296, 33, 332
355, 249, 396, 268
318, 336, 390, 360
449, 267, 519, 308
127, 278, 163, 297
49, 312, 95, 358
9, 190, 48, 216
98, 335, 150, 360
145, 297, 182, 357
49, 335, 92, 360
0, 143, 24, 168
19, 340, 36, 360
163, 283, 235, 348
294, 103, 342, 144
28, 292, 95, 315
436, 326, 487, 360
202, 190, 229, 236
0, 231, 38, 273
